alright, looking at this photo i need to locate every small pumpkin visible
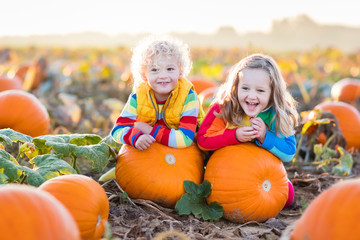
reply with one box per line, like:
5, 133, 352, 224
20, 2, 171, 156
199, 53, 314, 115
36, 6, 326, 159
291, 178, 360, 240
204, 143, 288, 223
0, 75, 23, 92
198, 86, 218, 112
39, 174, 109, 240
116, 143, 204, 208
15, 57, 47, 91
314, 101, 360, 151
189, 76, 219, 95
331, 78, 360, 104
0, 184, 80, 240
0, 89, 50, 137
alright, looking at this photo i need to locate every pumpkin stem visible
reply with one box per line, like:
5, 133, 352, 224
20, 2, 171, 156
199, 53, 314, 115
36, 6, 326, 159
19, 173, 27, 184
323, 133, 335, 149
108, 146, 118, 163
293, 133, 304, 166
70, 154, 81, 174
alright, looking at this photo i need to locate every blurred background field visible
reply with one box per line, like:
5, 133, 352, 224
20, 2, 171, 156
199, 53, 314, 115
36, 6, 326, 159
1, 45, 359, 137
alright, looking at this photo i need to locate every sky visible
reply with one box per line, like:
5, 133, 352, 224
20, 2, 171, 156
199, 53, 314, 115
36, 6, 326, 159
1, 0, 359, 36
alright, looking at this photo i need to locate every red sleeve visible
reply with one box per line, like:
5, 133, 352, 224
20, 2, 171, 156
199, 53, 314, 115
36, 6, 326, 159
196, 103, 240, 151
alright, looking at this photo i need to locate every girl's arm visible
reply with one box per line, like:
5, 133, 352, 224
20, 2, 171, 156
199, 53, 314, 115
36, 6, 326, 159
111, 93, 144, 147
149, 89, 199, 148
255, 131, 296, 162
197, 103, 240, 151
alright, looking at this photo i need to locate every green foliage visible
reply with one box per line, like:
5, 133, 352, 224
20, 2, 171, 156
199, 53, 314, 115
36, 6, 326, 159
0, 128, 119, 186
313, 144, 353, 176
175, 180, 223, 221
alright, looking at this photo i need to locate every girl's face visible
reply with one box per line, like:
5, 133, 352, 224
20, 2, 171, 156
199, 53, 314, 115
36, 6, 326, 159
144, 55, 181, 101
237, 68, 272, 117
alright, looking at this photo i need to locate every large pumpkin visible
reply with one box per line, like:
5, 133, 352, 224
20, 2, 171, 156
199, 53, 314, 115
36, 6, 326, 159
39, 174, 109, 240
314, 101, 360, 151
0, 89, 50, 137
0, 184, 80, 240
116, 142, 204, 208
331, 78, 360, 104
204, 143, 288, 223
0, 75, 23, 92
291, 178, 360, 240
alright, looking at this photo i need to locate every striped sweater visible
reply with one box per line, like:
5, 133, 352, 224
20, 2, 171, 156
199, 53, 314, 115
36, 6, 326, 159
111, 89, 200, 148
197, 103, 296, 162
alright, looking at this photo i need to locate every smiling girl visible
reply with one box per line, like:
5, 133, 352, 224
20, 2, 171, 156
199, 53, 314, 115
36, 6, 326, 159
197, 53, 299, 207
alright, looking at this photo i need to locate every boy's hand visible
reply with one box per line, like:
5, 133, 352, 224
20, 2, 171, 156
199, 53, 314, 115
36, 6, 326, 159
235, 126, 257, 142
135, 134, 155, 151
250, 117, 266, 144
134, 122, 153, 134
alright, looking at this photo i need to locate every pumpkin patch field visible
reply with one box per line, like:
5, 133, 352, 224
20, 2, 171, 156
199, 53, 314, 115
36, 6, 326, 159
0, 46, 360, 239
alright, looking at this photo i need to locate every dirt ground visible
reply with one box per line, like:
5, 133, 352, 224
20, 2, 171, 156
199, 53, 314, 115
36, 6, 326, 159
101, 150, 360, 240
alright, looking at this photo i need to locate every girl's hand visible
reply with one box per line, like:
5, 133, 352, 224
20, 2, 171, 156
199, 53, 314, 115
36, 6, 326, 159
135, 134, 155, 150
134, 122, 153, 134
250, 117, 266, 143
235, 126, 257, 142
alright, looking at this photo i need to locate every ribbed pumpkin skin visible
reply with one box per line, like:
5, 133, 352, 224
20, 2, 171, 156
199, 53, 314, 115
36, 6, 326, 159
116, 143, 204, 208
291, 179, 360, 240
39, 174, 109, 240
315, 101, 360, 151
0, 76, 23, 91
0, 89, 50, 137
331, 78, 360, 104
0, 184, 80, 240
204, 143, 288, 223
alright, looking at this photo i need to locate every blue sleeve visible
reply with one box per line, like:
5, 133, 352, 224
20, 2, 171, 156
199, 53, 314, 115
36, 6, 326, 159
255, 131, 296, 162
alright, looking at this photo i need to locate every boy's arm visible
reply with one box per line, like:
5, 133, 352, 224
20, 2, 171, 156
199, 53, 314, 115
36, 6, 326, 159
149, 89, 199, 148
255, 132, 296, 162
197, 103, 240, 151
111, 93, 143, 147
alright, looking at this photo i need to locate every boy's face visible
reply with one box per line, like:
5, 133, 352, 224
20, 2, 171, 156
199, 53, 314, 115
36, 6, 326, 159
237, 68, 271, 117
144, 55, 181, 101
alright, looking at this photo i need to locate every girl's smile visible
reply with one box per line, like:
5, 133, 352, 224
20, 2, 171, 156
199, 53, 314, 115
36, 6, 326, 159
237, 68, 271, 117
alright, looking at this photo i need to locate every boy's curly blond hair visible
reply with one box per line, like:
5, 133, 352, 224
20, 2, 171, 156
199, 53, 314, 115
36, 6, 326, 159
130, 35, 192, 90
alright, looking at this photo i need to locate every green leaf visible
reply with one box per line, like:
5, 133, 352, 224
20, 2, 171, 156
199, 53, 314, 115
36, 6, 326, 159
31, 154, 77, 179
184, 180, 212, 198
101, 135, 122, 148
332, 147, 353, 176
175, 180, 223, 221
0, 172, 9, 184
201, 201, 224, 221
18, 166, 46, 187
0, 128, 32, 144
0, 150, 22, 182
74, 144, 109, 172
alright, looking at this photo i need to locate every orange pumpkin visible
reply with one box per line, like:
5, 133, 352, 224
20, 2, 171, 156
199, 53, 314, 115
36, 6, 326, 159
291, 178, 360, 240
15, 58, 47, 91
204, 143, 288, 223
116, 143, 204, 208
0, 89, 50, 137
189, 76, 218, 95
39, 174, 109, 240
331, 78, 360, 104
0, 75, 23, 92
0, 184, 80, 240
198, 86, 218, 112
314, 101, 360, 151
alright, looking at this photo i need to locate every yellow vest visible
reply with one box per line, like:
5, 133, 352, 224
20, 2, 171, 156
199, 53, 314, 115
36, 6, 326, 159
136, 78, 205, 129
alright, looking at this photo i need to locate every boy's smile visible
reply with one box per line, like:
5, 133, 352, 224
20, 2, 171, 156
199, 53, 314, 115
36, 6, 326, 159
145, 55, 181, 101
